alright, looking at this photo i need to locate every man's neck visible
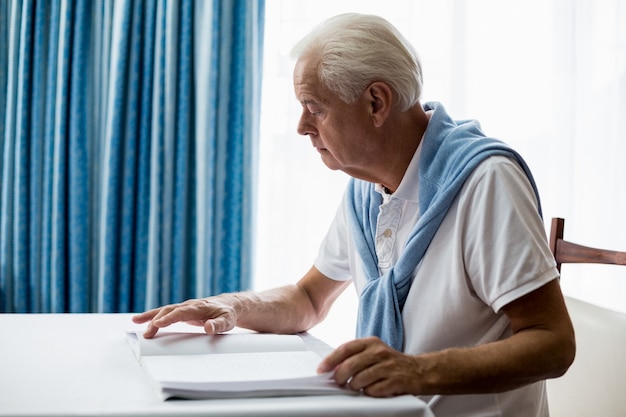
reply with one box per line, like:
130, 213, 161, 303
378, 104, 431, 193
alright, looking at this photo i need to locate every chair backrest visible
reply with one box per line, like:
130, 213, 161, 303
546, 217, 626, 417
549, 217, 626, 271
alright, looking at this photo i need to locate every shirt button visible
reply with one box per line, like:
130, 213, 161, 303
383, 228, 393, 238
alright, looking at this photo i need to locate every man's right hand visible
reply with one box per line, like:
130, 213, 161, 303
131, 296, 239, 338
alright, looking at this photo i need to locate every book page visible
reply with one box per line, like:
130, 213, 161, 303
127, 331, 307, 357
142, 350, 323, 383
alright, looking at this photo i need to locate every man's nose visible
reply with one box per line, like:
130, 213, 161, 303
296, 112, 316, 137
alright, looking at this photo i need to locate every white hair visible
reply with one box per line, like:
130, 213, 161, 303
291, 13, 423, 111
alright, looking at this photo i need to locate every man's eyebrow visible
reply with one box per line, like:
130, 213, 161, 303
300, 98, 327, 106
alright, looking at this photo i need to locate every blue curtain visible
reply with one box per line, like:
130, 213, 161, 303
0, 0, 265, 313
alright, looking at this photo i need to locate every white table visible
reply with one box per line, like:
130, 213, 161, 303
0, 314, 434, 417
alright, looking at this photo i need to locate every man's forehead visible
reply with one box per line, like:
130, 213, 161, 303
294, 56, 334, 103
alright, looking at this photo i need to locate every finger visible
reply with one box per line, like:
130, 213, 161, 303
142, 322, 160, 339
357, 363, 412, 398
332, 352, 373, 386
317, 339, 367, 375
185, 320, 207, 327
346, 364, 385, 393
204, 315, 235, 334
204, 321, 216, 334
131, 308, 160, 324
151, 304, 195, 328
360, 378, 395, 397
140, 304, 181, 338
348, 353, 420, 397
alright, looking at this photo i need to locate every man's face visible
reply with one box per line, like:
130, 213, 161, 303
293, 55, 377, 175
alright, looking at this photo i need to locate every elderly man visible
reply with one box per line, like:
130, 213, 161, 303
133, 13, 575, 416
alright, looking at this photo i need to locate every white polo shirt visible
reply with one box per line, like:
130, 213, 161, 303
314, 144, 558, 417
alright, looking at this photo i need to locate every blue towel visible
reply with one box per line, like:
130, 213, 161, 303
347, 102, 541, 351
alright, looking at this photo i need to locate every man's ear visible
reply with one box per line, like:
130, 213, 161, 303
365, 82, 393, 128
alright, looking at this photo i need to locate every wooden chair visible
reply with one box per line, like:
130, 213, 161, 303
546, 217, 626, 417
549, 217, 626, 271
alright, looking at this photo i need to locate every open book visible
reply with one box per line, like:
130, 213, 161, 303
126, 330, 353, 399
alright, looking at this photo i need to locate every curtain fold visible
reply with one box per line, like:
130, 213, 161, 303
0, 0, 265, 313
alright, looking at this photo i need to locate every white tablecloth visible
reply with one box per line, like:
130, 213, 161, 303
0, 313, 434, 417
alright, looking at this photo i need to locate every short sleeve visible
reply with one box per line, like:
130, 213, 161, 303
313, 192, 353, 282
458, 156, 559, 312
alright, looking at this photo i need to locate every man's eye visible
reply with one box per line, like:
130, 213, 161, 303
306, 105, 321, 116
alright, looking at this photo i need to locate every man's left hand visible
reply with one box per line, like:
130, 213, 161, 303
318, 336, 425, 397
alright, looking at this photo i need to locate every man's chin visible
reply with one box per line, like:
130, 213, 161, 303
319, 154, 341, 171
